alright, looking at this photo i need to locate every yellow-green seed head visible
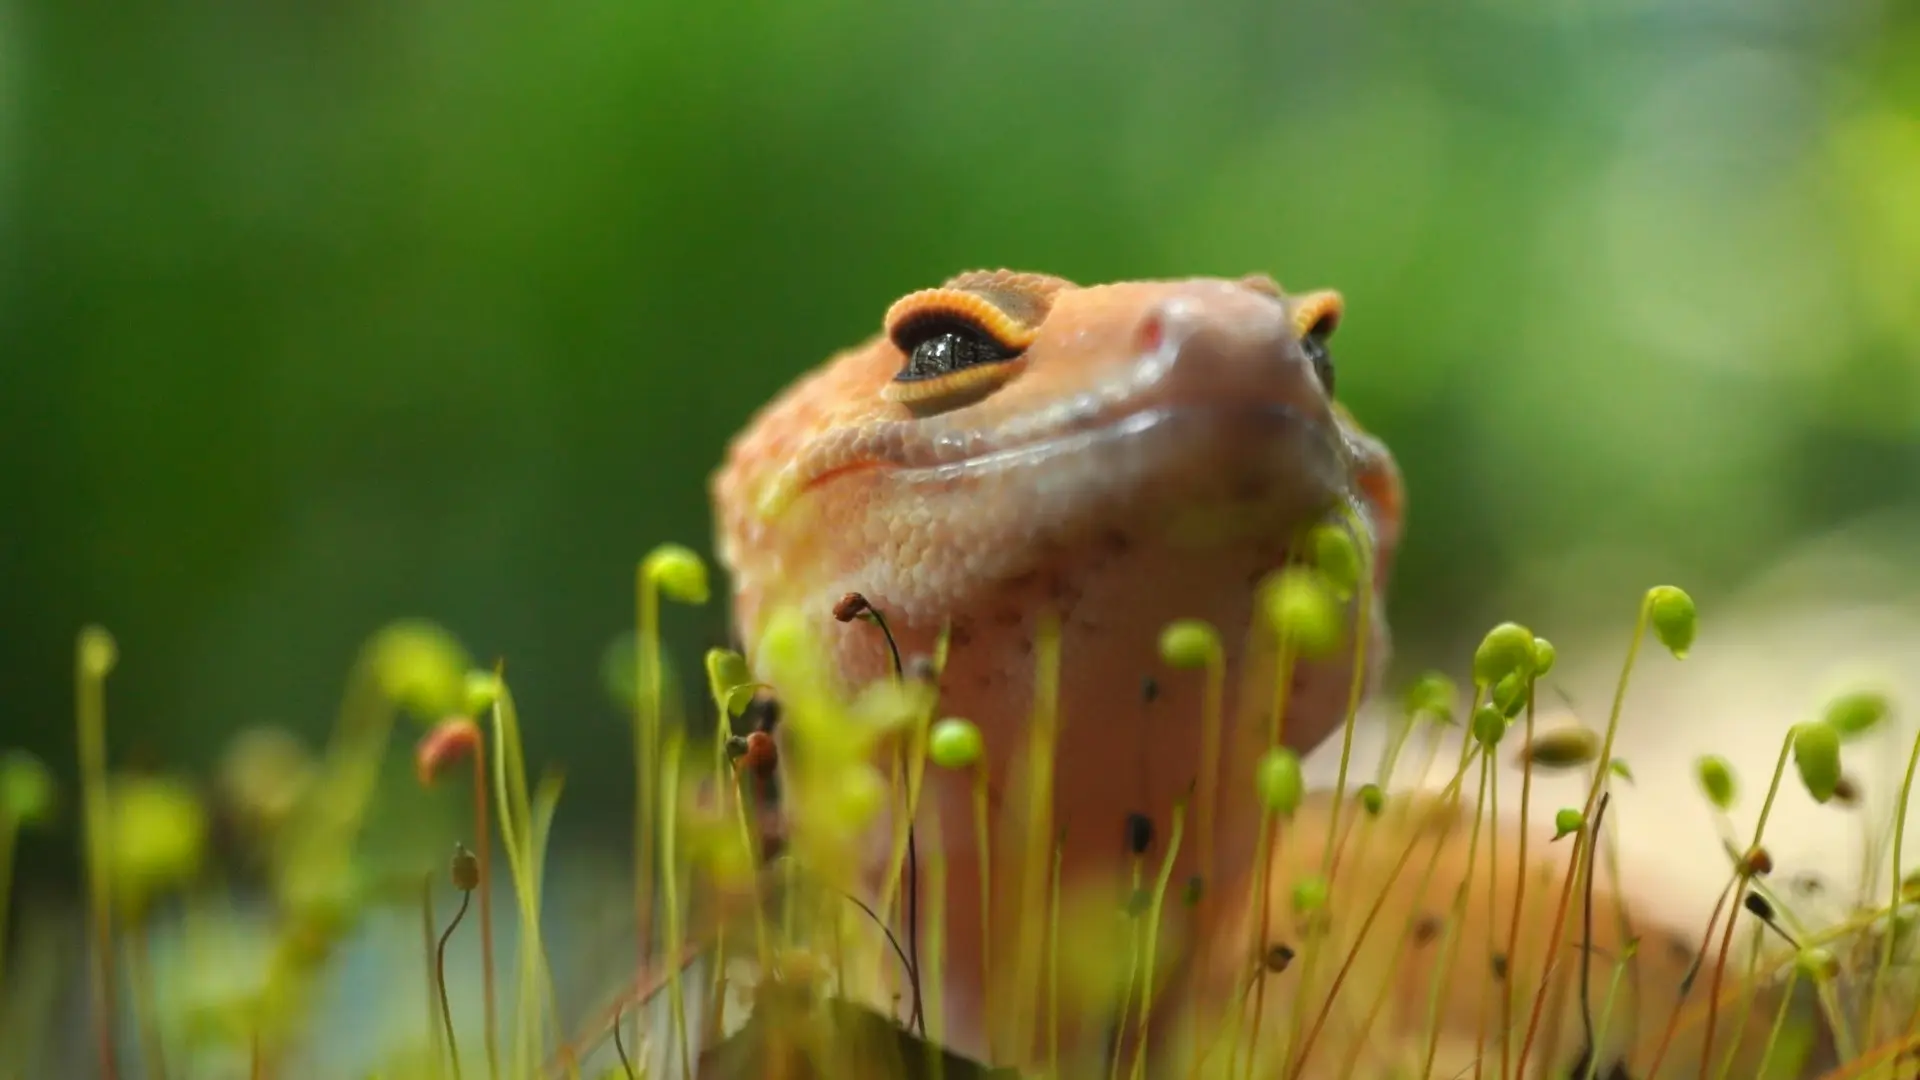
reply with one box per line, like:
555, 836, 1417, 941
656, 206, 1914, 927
1791, 721, 1843, 804
1261, 567, 1345, 660
1358, 783, 1385, 816
1472, 622, 1536, 687
1823, 689, 1891, 740
1402, 672, 1459, 726
108, 775, 210, 912
462, 670, 502, 717
0, 750, 56, 827
704, 648, 756, 718
643, 543, 710, 605
1157, 619, 1222, 670
1695, 755, 1737, 810
831, 764, 886, 831
1256, 747, 1304, 816
1531, 636, 1557, 677
1308, 522, 1362, 598
1291, 873, 1328, 913
1553, 808, 1585, 840
928, 718, 984, 770
1471, 703, 1507, 750
78, 625, 118, 679
368, 620, 473, 722
1492, 671, 1529, 717
1645, 585, 1697, 659
1794, 946, 1837, 982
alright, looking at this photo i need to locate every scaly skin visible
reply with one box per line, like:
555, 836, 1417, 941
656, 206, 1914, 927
712, 270, 1401, 1064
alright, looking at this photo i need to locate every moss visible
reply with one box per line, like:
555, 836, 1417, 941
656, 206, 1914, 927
3, 559, 1913, 1080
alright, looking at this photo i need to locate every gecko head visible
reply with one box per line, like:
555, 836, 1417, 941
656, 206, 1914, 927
714, 270, 1403, 636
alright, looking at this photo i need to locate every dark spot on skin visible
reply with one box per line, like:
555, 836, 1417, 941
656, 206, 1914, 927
1125, 813, 1153, 855
1141, 677, 1159, 704
1491, 952, 1508, 979
948, 622, 974, 648
1666, 933, 1694, 966
1100, 529, 1131, 556
1413, 915, 1441, 945
1264, 944, 1295, 972
1046, 574, 1076, 606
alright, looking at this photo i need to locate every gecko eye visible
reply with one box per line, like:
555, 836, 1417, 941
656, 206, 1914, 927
1302, 318, 1335, 397
1290, 289, 1343, 398
880, 283, 1039, 412
893, 317, 1020, 383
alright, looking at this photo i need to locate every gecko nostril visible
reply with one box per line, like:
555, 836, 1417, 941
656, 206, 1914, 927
1133, 309, 1166, 355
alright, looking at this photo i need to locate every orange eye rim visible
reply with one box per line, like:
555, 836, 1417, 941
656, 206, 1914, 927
882, 353, 1030, 409
883, 287, 1042, 353
881, 286, 1039, 411
1292, 289, 1344, 340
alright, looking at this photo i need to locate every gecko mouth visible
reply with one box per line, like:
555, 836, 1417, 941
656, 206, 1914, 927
893, 401, 1338, 483
794, 399, 1351, 548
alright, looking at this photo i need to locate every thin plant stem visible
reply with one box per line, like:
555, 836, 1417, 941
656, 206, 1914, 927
437, 888, 474, 1080
634, 566, 662, 1015
76, 630, 119, 1080
1236, 805, 1278, 1080
470, 740, 500, 1080
1110, 858, 1146, 1080
1518, 598, 1651, 1076
1475, 743, 1501, 1080
611, 1000, 637, 1080
926, 811, 949, 1080
1754, 964, 1804, 1076
1576, 794, 1614, 1071
124, 925, 167, 1080
660, 732, 693, 1080
1301, 734, 1482, 1080
1867, 726, 1920, 1048
1665, 730, 1793, 1080
1582, 950, 1631, 1080
1010, 613, 1063, 1060
1129, 800, 1185, 1080
422, 873, 446, 1080
1194, 639, 1226, 924
1242, 635, 1298, 1080
1049, 831, 1064, 1080
972, 759, 993, 1060
0, 816, 15, 1002
1417, 754, 1492, 1078
1282, 524, 1376, 1068
1710, 921, 1768, 1080
1501, 686, 1538, 1080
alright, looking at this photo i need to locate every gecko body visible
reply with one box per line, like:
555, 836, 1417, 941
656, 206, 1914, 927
712, 270, 1401, 1063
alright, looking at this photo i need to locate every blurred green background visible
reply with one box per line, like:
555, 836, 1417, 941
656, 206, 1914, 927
3, 1, 1917, 875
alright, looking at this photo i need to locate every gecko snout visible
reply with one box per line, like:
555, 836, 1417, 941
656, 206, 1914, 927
1132, 287, 1331, 414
